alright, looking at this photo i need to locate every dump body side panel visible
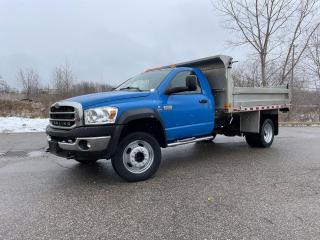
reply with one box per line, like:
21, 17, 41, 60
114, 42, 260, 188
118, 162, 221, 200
232, 87, 290, 112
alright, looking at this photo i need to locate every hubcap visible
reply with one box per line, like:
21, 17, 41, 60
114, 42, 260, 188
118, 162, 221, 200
263, 122, 273, 143
122, 140, 154, 174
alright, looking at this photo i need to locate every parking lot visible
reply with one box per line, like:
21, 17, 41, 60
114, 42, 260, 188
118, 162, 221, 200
0, 127, 320, 240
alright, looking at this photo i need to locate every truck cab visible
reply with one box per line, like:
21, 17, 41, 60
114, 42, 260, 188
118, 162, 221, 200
47, 55, 290, 182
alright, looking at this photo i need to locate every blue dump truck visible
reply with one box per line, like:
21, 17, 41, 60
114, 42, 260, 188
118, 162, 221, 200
47, 55, 290, 181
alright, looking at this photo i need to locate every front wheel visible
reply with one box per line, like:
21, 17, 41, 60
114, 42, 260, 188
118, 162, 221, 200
245, 119, 274, 148
111, 132, 161, 182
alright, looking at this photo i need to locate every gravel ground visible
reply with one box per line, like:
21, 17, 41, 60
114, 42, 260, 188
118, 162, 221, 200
0, 127, 320, 240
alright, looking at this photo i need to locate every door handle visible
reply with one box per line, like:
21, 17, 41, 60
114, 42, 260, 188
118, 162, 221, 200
199, 99, 208, 104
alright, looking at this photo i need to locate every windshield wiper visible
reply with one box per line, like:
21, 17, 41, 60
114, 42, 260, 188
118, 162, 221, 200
119, 86, 143, 92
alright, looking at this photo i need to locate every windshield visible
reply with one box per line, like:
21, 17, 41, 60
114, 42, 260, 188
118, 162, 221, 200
115, 69, 171, 92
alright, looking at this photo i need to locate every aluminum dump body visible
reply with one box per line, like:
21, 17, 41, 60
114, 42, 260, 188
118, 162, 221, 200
165, 55, 290, 113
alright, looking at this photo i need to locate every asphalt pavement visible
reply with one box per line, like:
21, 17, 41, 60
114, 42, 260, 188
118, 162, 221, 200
0, 127, 320, 240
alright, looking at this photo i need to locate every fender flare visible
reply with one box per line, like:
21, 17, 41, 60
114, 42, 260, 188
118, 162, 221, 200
117, 108, 164, 125
106, 108, 166, 158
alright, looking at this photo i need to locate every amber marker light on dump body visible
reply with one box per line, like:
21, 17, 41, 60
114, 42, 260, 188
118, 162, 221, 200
223, 103, 232, 110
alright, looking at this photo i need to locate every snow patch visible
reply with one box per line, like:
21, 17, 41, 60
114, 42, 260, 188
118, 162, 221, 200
0, 117, 49, 133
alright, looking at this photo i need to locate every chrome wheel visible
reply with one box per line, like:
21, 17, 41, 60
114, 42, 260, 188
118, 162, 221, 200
263, 122, 273, 143
122, 140, 154, 174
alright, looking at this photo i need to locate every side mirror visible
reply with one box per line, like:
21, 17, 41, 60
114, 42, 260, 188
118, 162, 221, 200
186, 75, 198, 91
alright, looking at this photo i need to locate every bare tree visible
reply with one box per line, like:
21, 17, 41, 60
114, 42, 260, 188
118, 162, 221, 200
215, 0, 320, 86
16, 68, 40, 100
305, 28, 320, 120
71, 81, 113, 95
0, 81, 10, 93
0, 75, 10, 93
306, 28, 320, 90
53, 63, 75, 98
232, 59, 259, 87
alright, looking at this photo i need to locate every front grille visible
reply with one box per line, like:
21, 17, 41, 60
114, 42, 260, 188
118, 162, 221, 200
50, 113, 75, 120
49, 102, 82, 129
50, 106, 74, 113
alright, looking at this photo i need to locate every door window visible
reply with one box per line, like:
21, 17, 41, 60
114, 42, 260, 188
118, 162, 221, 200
169, 71, 201, 94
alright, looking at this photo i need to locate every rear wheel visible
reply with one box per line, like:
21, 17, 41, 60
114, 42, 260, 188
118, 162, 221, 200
111, 132, 161, 182
245, 134, 260, 147
245, 119, 274, 148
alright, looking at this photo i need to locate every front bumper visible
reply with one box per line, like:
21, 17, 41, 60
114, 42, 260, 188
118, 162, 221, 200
46, 125, 118, 160
49, 136, 111, 152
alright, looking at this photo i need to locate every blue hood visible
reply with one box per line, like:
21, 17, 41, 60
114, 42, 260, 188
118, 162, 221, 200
66, 91, 151, 108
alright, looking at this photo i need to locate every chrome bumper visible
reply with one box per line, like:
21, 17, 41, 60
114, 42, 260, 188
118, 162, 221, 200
50, 136, 111, 152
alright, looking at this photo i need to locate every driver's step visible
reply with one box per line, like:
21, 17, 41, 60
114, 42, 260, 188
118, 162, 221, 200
167, 136, 213, 147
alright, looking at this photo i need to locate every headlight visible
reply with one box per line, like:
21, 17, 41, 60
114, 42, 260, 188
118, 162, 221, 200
84, 107, 118, 125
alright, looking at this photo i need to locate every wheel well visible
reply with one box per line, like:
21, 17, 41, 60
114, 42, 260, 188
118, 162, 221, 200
261, 111, 278, 135
120, 118, 166, 147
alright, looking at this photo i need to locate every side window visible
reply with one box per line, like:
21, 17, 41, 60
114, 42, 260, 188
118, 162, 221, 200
169, 71, 201, 94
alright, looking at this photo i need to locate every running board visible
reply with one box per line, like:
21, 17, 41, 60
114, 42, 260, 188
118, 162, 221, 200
167, 136, 214, 147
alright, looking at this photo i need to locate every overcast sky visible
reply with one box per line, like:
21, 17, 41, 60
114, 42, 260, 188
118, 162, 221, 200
0, 0, 246, 88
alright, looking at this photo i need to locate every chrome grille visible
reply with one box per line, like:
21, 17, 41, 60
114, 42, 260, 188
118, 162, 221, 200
49, 102, 83, 129
50, 105, 74, 112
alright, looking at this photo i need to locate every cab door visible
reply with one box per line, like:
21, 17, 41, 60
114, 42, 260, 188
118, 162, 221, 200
160, 70, 214, 141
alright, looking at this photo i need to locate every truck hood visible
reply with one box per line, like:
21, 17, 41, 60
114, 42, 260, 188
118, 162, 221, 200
66, 91, 151, 108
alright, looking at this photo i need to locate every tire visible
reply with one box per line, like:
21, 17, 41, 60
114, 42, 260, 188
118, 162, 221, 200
259, 119, 274, 148
245, 134, 260, 147
245, 119, 274, 148
111, 132, 161, 182
74, 159, 98, 164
